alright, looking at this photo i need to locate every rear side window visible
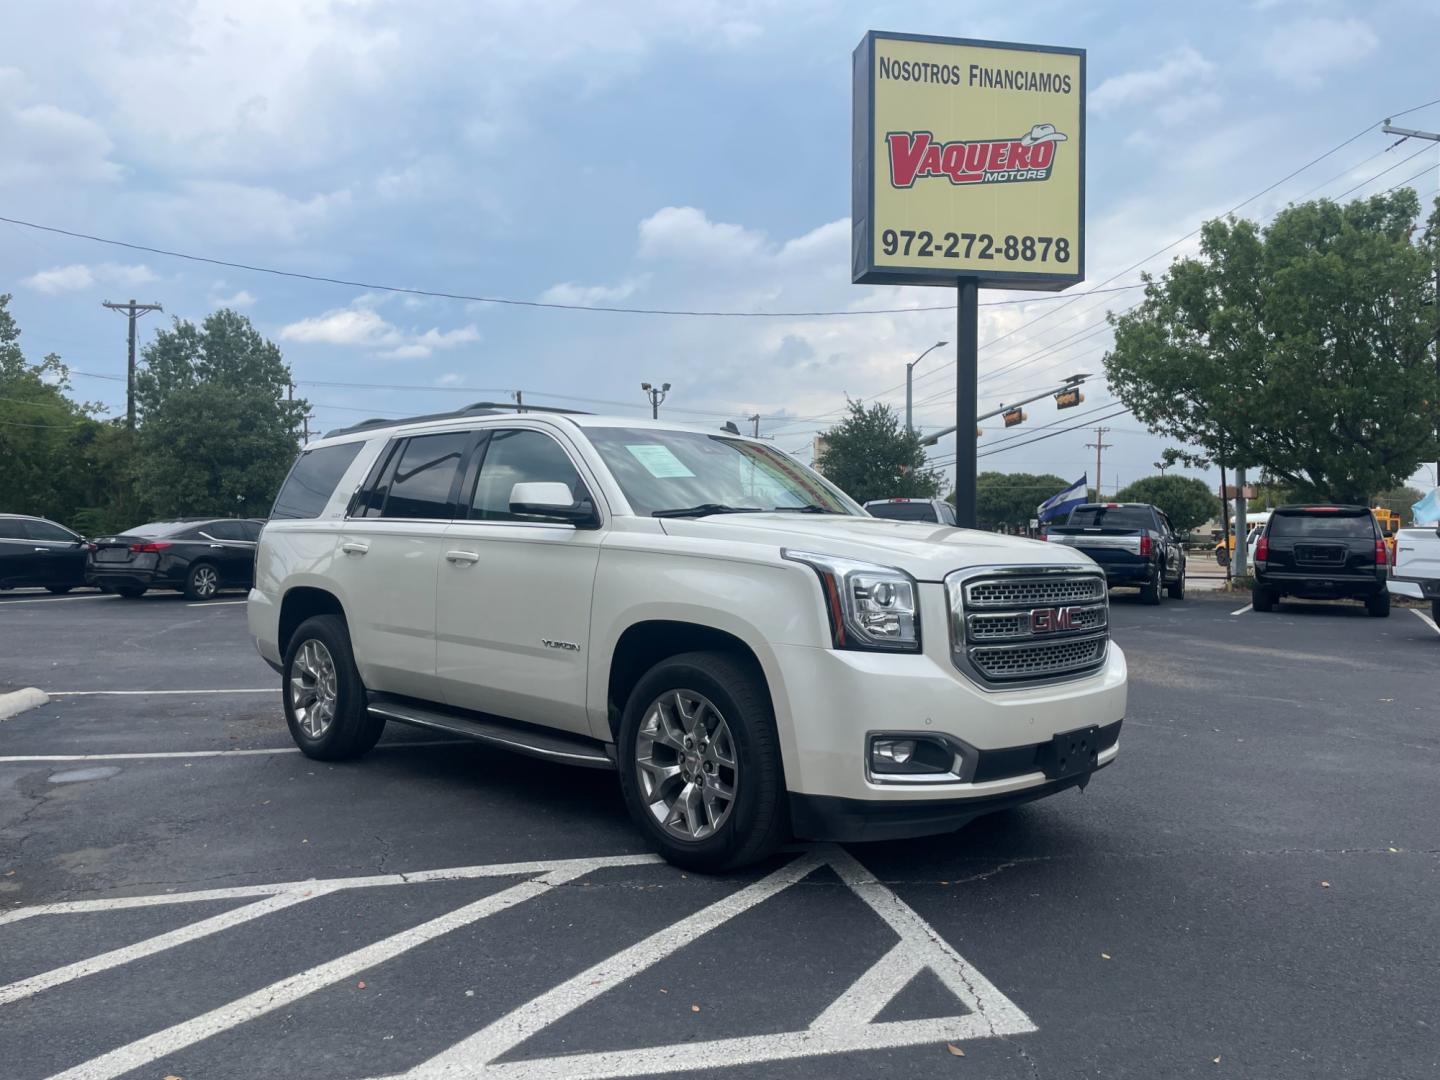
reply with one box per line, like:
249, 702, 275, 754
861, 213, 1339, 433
381, 432, 473, 520
26, 520, 77, 542
1065, 507, 1154, 530
1269, 511, 1374, 539
271, 442, 365, 520
867, 502, 939, 522
470, 429, 588, 521
203, 520, 246, 541
0, 519, 28, 539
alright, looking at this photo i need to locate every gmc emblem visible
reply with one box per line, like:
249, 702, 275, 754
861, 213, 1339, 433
1030, 606, 1080, 633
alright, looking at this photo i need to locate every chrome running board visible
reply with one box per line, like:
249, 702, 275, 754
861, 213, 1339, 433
366, 693, 615, 770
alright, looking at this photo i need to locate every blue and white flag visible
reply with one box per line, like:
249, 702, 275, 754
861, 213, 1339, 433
1037, 475, 1088, 523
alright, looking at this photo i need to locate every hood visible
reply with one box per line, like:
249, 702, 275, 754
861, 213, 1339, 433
658, 513, 1095, 582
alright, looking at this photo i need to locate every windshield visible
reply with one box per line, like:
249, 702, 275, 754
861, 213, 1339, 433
867, 502, 939, 522
1269, 511, 1374, 539
1065, 506, 1154, 530
585, 428, 859, 517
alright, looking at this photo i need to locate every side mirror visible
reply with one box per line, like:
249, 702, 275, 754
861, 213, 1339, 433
509, 482, 597, 526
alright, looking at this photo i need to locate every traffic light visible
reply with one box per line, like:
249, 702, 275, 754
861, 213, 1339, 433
1002, 407, 1026, 428
1055, 388, 1084, 409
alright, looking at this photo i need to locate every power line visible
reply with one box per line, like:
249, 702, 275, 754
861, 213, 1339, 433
0, 213, 1140, 319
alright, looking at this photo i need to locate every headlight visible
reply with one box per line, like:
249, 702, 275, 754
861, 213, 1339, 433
782, 549, 920, 652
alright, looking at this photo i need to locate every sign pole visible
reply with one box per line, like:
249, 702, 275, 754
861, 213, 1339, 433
954, 280, 979, 528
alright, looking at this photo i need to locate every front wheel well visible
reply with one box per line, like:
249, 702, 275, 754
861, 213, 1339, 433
606, 621, 771, 740
279, 587, 348, 655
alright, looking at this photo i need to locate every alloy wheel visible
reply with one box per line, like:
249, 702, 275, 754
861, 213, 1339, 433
635, 689, 738, 842
193, 566, 218, 598
290, 638, 339, 739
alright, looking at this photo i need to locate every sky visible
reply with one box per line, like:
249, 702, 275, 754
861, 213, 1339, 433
2, 0, 1438, 507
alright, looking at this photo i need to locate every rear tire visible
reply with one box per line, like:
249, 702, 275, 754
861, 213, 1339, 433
114, 585, 146, 599
184, 562, 220, 601
618, 650, 786, 873
46, 586, 73, 595
1252, 585, 1276, 612
1366, 591, 1391, 618
1139, 564, 1163, 605
282, 614, 384, 760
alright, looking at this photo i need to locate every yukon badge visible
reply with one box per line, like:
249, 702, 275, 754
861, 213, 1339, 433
541, 638, 581, 652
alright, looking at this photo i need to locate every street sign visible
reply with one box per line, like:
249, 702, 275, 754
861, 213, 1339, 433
1055, 387, 1084, 409
852, 31, 1085, 290
1002, 407, 1026, 427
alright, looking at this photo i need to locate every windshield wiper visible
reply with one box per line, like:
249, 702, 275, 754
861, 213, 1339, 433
652, 503, 763, 519
769, 504, 842, 514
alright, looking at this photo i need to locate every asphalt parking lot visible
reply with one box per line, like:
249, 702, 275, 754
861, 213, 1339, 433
1, 587, 1436, 1079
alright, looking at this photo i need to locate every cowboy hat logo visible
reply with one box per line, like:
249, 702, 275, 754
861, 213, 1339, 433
1019, 123, 1068, 147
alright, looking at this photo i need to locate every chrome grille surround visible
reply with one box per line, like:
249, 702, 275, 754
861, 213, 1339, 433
947, 566, 1110, 689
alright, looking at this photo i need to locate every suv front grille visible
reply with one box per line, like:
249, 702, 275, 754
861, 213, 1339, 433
947, 569, 1109, 687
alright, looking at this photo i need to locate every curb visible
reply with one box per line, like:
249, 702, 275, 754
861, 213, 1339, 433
0, 687, 49, 721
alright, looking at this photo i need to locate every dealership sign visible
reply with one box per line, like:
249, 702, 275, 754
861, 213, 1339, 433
852, 31, 1085, 290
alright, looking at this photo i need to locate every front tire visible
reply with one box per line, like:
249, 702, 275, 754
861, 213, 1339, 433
1366, 591, 1391, 618
1167, 563, 1186, 600
1431, 599, 1440, 625
618, 651, 786, 873
282, 614, 384, 760
184, 562, 220, 601
46, 585, 73, 595
114, 585, 146, 599
1139, 564, 1163, 605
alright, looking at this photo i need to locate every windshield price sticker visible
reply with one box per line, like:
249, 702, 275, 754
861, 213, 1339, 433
625, 443, 696, 479
852, 32, 1085, 291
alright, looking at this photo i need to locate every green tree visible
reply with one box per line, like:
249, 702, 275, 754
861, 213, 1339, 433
816, 400, 941, 504
134, 309, 307, 518
1113, 474, 1220, 533
1104, 190, 1437, 504
0, 293, 120, 526
975, 471, 1068, 530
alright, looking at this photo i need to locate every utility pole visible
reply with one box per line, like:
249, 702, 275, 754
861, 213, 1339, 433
904, 340, 948, 434
640, 381, 670, 419
102, 298, 163, 429
1384, 120, 1440, 481
1085, 426, 1112, 499
513, 390, 525, 412
1233, 465, 1249, 577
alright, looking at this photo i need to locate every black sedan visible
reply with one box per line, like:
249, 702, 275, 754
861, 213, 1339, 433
87, 518, 264, 600
0, 514, 91, 593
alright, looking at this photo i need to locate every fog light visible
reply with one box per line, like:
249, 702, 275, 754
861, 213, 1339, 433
872, 738, 917, 765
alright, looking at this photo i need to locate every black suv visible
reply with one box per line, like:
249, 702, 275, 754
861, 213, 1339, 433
1252, 505, 1389, 616
87, 518, 264, 600
0, 514, 90, 592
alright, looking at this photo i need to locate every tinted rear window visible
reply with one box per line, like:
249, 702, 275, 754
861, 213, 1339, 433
1269, 511, 1374, 538
130, 521, 201, 538
271, 442, 365, 520
1065, 507, 1154, 530
867, 502, 939, 522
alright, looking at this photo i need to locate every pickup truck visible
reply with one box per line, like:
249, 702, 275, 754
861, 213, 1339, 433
1045, 502, 1186, 604
249, 404, 1127, 871
1390, 525, 1440, 621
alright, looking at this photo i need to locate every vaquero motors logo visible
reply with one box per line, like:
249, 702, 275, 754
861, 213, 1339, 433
886, 123, 1068, 188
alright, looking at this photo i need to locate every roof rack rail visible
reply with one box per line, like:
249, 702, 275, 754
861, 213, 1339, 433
321, 401, 590, 439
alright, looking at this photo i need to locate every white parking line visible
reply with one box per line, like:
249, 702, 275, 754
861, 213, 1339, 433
48, 688, 278, 697
0, 740, 471, 764
1230, 603, 1253, 615
186, 600, 247, 607
1410, 608, 1440, 636
0, 594, 113, 606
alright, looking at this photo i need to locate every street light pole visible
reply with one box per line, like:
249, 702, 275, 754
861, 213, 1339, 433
640, 381, 671, 419
904, 340, 948, 434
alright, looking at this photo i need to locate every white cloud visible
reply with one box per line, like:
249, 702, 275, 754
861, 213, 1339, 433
1091, 48, 1216, 113
21, 262, 156, 294
213, 289, 257, 309
279, 299, 479, 359
638, 206, 767, 262
539, 278, 647, 307
0, 67, 122, 185
133, 180, 351, 246
1261, 17, 1378, 86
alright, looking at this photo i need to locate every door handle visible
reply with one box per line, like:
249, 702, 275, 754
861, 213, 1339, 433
341, 542, 370, 555
445, 550, 480, 565
209, 544, 224, 549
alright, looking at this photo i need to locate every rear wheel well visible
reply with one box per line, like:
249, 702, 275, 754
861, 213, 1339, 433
607, 621, 770, 740
279, 587, 347, 654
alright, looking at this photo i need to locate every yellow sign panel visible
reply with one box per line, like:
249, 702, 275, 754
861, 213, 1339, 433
852, 32, 1085, 290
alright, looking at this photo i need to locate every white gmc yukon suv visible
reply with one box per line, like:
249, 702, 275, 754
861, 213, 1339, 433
249, 405, 1127, 870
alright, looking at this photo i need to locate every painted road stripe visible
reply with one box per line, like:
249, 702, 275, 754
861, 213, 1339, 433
46, 869, 593, 1080
0, 594, 113, 606
0, 853, 661, 926
0, 890, 321, 1006
48, 688, 278, 697
1230, 603, 1253, 615
1410, 608, 1440, 636
186, 600, 247, 607
0, 739, 472, 765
